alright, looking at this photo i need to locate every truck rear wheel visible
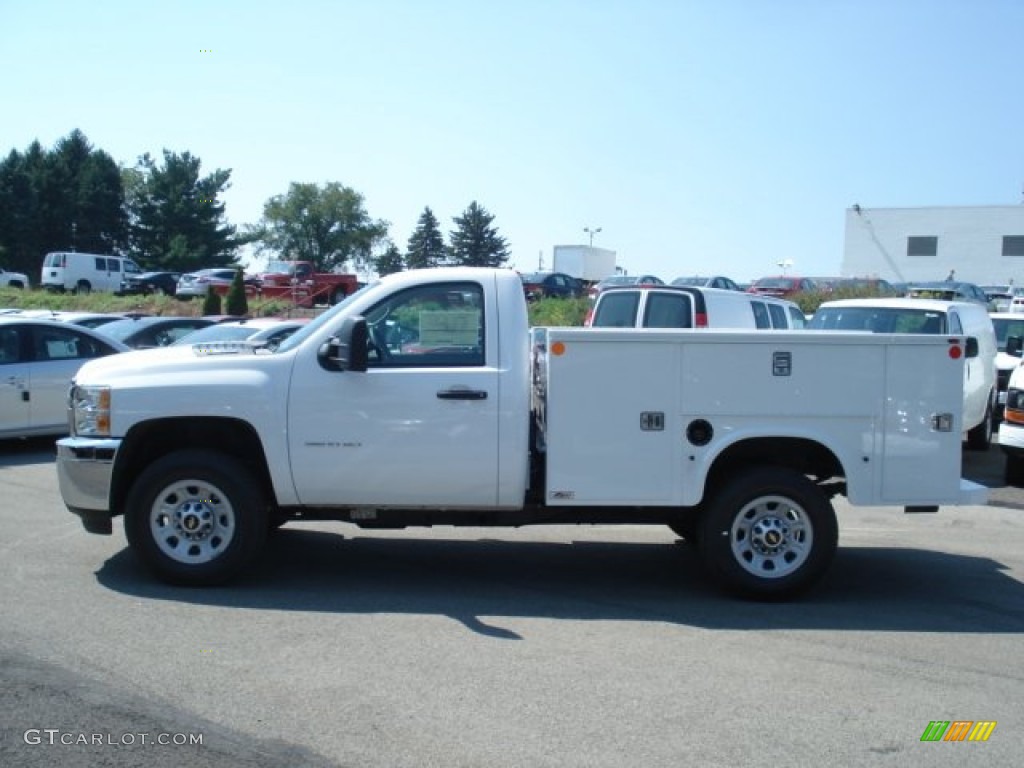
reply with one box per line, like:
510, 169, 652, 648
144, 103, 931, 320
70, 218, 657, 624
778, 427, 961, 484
697, 467, 837, 600
124, 450, 268, 586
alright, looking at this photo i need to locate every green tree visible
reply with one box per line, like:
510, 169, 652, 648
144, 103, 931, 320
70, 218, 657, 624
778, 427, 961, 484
0, 130, 127, 277
375, 241, 405, 276
405, 207, 446, 269
447, 201, 509, 268
225, 268, 249, 316
126, 150, 240, 272
252, 182, 389, 273
201, 284, 222, 315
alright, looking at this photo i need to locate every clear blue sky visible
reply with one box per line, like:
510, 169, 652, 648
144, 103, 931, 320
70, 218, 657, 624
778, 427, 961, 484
3, 0, 1022, 281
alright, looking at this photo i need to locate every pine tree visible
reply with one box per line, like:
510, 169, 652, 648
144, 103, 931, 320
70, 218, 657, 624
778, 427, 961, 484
405, 207, 446, 269
225, 268, 249, 316
202, 284, 222, 315
375, 242, 405, 276
448, 202, 509, 268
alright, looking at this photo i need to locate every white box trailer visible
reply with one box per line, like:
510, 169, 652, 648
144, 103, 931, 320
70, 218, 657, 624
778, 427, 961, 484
553, 245, 616, 282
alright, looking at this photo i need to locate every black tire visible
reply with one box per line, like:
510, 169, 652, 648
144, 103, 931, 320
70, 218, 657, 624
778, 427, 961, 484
696, 467, 838, 600
966, 396, 993, 451
1005, 454, 1024, 487
124, 450, 268, 586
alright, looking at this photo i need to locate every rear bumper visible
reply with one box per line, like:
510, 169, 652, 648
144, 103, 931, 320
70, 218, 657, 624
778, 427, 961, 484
56, 437, 121, 534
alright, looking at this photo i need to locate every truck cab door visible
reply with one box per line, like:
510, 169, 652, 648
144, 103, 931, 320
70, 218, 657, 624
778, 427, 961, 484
287, 280, 501, 507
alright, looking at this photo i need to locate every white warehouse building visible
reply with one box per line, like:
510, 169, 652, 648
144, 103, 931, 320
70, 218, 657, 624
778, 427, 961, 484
842, 205, 1024, 286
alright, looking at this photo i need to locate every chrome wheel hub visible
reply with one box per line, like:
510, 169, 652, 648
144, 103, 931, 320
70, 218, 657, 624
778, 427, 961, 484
149, 480, 235, 565
730, 496, 812, 579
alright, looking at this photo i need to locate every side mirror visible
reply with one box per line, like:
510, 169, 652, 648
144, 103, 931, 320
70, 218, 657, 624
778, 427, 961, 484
317, 315, 368, 372
964, 336, 979, 359
1008, 335, 1023, 357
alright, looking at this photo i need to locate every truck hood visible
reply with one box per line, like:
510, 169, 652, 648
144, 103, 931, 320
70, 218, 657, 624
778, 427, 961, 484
73, 341, 274, 386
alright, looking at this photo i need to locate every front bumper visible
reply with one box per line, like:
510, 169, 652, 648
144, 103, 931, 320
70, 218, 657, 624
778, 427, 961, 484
998, 421, 1024, 456
56, 437, 122, 534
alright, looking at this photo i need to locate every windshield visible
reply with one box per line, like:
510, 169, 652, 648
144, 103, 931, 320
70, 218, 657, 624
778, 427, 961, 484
172, 325, 259, 345
809, 306, 946, 333
992, 317, 1024, 351
274, 282, 377, 354
265, 260, 295, 275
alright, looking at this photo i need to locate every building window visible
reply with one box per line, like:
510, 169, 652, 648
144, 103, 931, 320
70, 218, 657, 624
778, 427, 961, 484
1003, 236, 1024, 257
907, 236, 938, 257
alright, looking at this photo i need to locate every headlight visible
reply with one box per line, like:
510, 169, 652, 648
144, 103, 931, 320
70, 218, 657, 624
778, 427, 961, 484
70, 385, 112, 436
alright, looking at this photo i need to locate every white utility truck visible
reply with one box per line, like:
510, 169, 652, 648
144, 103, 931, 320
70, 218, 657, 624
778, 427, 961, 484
552, 245, 616, 282
56, 268, 986, 599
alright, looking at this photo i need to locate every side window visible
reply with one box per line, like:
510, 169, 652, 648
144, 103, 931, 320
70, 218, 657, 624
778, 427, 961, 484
110, 259, 121, 274
364, 281, 485, 368
767, 303, 788, 329
948, 313, 963, 335
642, 293, 692, 328
591, 292, 640, 327
32, 326, 103, 361
788, 307, 806, 328
94, 257, 107, 271
750, 301, 771, 329
0, 327, 23, 364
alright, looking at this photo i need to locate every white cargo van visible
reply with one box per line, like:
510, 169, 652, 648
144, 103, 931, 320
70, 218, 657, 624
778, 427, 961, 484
808, 297, 998, 450
41, 252, 143, 294
586, 284, 807, 329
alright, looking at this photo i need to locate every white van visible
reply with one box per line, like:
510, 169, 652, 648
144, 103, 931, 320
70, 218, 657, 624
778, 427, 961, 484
808, 297, 998, 450
41, 252, 143, 294
586, 285, 807, 329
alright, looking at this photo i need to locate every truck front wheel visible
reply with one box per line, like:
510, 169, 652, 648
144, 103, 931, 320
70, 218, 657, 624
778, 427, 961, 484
697, 467, 837, 600
124, 450, 268, 586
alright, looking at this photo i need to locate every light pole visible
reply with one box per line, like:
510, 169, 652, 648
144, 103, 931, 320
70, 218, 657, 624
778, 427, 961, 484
777, 259, 793, 275
584, 226, 602, 247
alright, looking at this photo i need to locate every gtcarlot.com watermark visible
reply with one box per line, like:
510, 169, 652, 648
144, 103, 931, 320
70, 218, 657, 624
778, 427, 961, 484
24, 729, 203, 747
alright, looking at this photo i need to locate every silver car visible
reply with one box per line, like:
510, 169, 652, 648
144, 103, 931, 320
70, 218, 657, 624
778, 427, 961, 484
0, 318, 129, 438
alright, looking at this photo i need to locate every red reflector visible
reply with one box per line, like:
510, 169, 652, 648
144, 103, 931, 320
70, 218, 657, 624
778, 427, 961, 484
949, 345, 962, 359
695, 312, 708, 328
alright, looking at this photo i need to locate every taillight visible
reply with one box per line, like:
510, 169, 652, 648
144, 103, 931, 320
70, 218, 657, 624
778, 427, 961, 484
695, 312, 708, 328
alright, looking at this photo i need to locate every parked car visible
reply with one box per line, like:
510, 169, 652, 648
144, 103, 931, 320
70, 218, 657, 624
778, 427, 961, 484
95, 316, 215, 349
117, 271, 182, 297
0, 267, 29, 288
586, 284, 806, 329
11, 310, 136, 329
173, 318, 309, 349
670, 275, 742, 291
808, 297, 997, 449
905, 281, 989, 305
175, 268, 257, 299
0, 318, 129, 438
518, 272, 582, 301
747, 275, 818, 297
587, 274, 664, 299
989, 312, 1024, 423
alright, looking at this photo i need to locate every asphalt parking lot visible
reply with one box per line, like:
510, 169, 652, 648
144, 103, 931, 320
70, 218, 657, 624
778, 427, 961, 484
1, 437, 1022, 768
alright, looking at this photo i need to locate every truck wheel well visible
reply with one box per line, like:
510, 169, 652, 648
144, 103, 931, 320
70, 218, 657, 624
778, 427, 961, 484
707, 437, 842, 488
111, 418, 275, 517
